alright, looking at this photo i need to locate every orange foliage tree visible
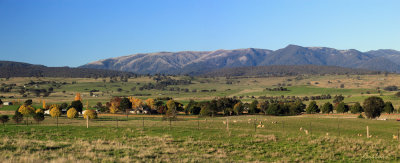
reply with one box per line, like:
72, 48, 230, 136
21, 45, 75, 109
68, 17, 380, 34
74, 93, 82, 101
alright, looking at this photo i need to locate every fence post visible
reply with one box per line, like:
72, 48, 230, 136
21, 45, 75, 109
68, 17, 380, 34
198, 119, 200, 130
367, 126, 369, 138
254, 118, 256, 132
142, 117, 144, 129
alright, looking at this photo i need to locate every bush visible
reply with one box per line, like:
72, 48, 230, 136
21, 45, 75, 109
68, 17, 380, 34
306, 101, 319, 114
363, 96, 384, 119
321, 102, 333, 113
384, 101, 394, 114
350, 102, 363, 114
67, 108, 78, 119
335, 102, 349, 113
357, 114, 364, 119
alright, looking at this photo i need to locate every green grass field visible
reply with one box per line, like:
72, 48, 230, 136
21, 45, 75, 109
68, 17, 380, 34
1, 114, 400, 162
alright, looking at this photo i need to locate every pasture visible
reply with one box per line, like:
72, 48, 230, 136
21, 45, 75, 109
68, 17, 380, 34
1, 114, 400, 162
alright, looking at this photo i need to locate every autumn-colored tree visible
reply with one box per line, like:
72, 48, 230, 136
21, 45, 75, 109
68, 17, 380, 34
145, 98, 155, 109
18, 104, 35, 125
75, 93, 82, 101
35, 108, 43, 114
42, 100, 46, 109
110, 97, 122, 127
233, 102, 243, 115
50, 105, 61, 127
130, 97, 143, 110
83, 109, 98, 119
67, 108, 78, 119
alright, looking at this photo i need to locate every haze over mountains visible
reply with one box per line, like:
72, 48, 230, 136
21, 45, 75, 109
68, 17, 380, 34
80, 45, 400, 75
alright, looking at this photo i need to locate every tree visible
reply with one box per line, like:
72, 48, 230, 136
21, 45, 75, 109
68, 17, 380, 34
42, 100, 46, 109
257, 101, 269, 115
145, 98, 155, 109
70, 100, 83, 113
83, 109, 98, 119
333, 95, 344, 103
233, 102, 243, 115
18, 104, 35, 125
50, 105, 61, 127
67, 108, 78, 119
130, 97, 143, 110
0, 99, 3, 106
13, 110, 23, 124
350, 102, 363, 114
363, 96, 385, 119
74, 92, 82, 101
248, 100, 259, 114
306, 101, 319, 114
321, 102, 333, 113
166, 100, 177, 119
200, 102, 212, 116
289, 100, 306, 115
35, 108, 43, 114
120, 97, 132, 118
384, 101, 394, 114
33, 112, 45, 124
0, 115, 9, 130
335, 102, 349, 113
24, 99, 33, 106
266, 103, 281, 115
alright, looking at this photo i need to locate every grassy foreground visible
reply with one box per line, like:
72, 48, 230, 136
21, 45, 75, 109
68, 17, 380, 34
1, 114, 400, 162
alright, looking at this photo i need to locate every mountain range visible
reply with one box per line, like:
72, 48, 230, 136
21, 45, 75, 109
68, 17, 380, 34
77, 45, 400, 75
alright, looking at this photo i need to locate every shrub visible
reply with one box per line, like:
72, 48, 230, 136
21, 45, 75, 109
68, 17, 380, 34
83, 109, 98, 119
306, 101, 319, 114
67, 108, 78, 119
363, 96, 384, 119
357, 114, 364, 119
321, 102, 333, 113
384, 101, 394, 114
350, 102, 363, 114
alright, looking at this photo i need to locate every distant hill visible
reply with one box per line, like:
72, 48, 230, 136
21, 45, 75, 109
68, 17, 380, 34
80, 45, 400, 75
201, 65, 380, 77
0, 61, 135, 78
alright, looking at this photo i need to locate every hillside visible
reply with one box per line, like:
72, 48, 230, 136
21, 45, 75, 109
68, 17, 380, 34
80, 45, 400, 75
201, 65, 380, 77
0, 61, 135, 78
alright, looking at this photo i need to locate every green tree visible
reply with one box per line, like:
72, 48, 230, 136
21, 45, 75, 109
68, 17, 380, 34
166, 100, 177, 119
24, 99, 33, 106
12, 110, 23, 124
335, 102, 349, 113
306, 101, 319, 114
0, 99, 3, 106
289, 100, 306, 115
384, 101, 394, 114
70, 100, 83, 113
350, 102, 363, 114
33, 112, 45, 124
248, 100, 259, 114
321, 102, 333, 113
257, 101, 269, 115
120, 97, 132, 118
266, 103, 280, 115
363, 96, 385, 119
184, 99, 196, 115
200, 102, 211, 116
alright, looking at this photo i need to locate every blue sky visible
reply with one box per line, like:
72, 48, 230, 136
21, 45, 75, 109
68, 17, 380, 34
0, 0, 399, 67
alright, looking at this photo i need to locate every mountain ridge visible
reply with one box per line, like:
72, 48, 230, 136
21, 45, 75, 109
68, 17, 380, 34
80, 45, 400, 75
